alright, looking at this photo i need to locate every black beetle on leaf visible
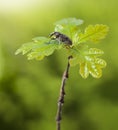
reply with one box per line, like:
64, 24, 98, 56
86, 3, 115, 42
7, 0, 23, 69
49, 32, 72, 46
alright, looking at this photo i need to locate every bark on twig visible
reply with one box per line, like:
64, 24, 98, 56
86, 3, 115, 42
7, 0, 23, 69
56, 56, 72, 130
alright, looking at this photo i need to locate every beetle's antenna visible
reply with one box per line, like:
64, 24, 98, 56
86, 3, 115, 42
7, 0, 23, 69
49, 32, 55, 38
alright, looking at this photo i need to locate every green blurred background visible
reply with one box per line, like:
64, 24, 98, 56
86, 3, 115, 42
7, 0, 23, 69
0, 0, 118, 130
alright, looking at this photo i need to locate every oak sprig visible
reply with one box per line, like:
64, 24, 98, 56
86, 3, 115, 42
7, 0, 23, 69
15, 18, 109, 78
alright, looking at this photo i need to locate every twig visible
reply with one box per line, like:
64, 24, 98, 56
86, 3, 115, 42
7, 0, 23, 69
56, 56, 72, 130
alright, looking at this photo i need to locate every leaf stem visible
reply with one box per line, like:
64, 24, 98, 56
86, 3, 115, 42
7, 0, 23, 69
56, 56, 72, 130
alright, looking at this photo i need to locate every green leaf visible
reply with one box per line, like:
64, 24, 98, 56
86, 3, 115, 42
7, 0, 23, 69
69, 47, 106, 78
54, 18, 83, 40
15, 37, 49, 55
15, 42, 35, 55
79, 56, 106, 79
55, 18, 84, 26
78, 24, 109, 43
15, 37, 63, 60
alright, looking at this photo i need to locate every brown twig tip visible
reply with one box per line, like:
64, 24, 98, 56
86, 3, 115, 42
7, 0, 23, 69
56, 56, 72, 130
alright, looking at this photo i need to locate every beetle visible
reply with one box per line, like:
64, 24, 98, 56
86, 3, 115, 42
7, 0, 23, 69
49, 32, 72, 45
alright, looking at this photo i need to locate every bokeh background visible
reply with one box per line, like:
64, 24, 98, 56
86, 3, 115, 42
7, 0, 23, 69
0, 0, 118, 130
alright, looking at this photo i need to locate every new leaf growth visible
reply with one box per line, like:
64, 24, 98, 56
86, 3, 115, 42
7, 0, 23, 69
15, 18, 109, 78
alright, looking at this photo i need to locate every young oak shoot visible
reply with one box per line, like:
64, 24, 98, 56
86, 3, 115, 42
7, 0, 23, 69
15, 18, 109, 79
15, 18, 109, 130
